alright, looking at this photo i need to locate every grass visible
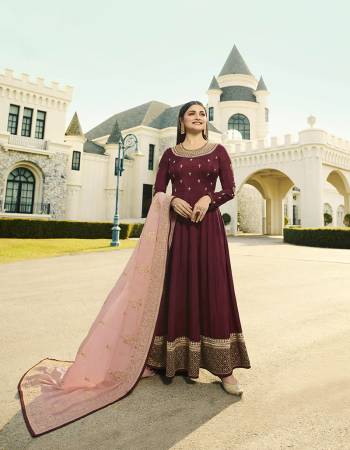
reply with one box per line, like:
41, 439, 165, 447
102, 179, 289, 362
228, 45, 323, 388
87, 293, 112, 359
0, 238, 139, 264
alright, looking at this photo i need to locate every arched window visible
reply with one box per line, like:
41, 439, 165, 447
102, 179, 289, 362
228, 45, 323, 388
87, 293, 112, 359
5, 167, 35, 213
228, 113, 250, 139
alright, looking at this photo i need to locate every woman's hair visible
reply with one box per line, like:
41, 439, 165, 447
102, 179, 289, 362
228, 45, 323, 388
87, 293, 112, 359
176, 100, 209, 144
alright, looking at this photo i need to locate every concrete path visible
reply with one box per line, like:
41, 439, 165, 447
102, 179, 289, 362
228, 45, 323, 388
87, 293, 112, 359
0, 236, 349, 449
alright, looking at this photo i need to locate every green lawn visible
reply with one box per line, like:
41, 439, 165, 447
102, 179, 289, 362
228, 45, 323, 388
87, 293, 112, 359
0, 238, 138, 264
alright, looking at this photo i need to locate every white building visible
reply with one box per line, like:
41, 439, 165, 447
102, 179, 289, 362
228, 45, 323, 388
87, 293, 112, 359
1, 45, 349, 235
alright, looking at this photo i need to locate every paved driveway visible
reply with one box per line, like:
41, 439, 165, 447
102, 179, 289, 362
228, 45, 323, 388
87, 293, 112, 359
0, 236, 349, 449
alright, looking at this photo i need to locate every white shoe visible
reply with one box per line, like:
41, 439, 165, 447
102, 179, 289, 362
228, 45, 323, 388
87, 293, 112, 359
221, 378, 243, 396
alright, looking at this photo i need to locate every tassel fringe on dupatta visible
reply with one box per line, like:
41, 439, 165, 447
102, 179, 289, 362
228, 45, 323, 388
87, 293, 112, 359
18, 192, 176, 437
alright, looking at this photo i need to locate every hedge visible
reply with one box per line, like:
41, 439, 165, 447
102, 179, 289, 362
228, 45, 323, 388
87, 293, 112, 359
0, 218, 145, 239
283, 226, 350, 249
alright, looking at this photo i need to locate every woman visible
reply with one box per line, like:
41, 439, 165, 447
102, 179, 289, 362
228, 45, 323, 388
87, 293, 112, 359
144, 101, 251, 390
18, 101, 250, 438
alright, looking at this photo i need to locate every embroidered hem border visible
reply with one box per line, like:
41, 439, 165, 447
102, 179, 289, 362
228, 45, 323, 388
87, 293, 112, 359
146, 333, 251, 378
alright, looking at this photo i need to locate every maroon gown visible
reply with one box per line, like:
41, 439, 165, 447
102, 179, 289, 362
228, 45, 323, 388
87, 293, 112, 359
146, 141, 251, 378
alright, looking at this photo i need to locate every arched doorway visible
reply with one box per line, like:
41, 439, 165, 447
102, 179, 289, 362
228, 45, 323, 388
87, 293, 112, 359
5, 167, 35, 213
325, 170, 350, 226
228, 113, 250, 139
238, 168, 295, 235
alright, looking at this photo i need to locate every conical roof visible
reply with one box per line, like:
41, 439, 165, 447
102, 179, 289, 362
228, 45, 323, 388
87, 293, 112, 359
208, 75, 221, 91
256, 75, 268, 91
106, 119, 122, 144
65, 112, 84, 136
219, 44, 252, 76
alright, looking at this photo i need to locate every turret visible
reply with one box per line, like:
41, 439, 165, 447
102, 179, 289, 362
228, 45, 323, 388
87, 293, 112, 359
206, 76, 222, 131
217, 44, 256, 90
104, 119, 123, 190
64, 112, 86, 218
106, 120, 122, 146
206, 44, 270, 140
255, 76, 270, 138
65, 112, 84, 140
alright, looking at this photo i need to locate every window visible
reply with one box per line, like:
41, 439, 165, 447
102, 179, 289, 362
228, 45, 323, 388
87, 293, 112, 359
7, 104, 20, 135
21, 107, 33, 137
35, 110, 46, 139
265, 107, 269, 122
148, 144, 155, 170
71, 151, 81, 170
5, 167, 35, 213
228, 113, 250, 140
208, 107, 214, 121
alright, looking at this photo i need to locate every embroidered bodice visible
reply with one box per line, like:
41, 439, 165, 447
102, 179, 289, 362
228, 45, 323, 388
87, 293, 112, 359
153, 142, 236, 211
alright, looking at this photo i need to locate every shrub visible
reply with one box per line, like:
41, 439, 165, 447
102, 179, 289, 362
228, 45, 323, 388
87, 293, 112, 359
344, 213, 350, 227
129, 223, 145, 238
283, 226, 350, 249
323, 212, 332, 226
0, 218, 144, 239
222, 213, 231, 225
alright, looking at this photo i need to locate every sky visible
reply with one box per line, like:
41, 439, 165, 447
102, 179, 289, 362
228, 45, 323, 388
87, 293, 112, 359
1, 0, 350, 140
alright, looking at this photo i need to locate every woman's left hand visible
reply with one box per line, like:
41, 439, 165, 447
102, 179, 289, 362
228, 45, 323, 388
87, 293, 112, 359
191, 195, 211, 222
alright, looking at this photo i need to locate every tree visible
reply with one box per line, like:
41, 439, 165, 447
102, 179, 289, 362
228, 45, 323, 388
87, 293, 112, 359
324, 212, 332, 226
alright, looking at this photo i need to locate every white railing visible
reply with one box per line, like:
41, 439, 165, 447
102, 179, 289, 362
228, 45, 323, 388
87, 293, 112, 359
8, 134, 47, 150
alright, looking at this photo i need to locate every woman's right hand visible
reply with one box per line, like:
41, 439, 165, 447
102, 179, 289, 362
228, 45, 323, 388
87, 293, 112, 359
171, 197, 193, 219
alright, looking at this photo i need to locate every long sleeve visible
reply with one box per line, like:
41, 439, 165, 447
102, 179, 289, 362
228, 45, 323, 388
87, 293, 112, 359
207, 146, 236, 210
153, 149, 170, 197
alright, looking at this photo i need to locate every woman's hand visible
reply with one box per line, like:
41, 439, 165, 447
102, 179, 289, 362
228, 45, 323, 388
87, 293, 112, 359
191, 195, 211, 222
171, 197, 193, 219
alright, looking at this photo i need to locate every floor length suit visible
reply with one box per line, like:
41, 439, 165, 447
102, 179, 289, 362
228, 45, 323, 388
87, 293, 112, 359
17, 140, 251, 438
146, 141, 251, 378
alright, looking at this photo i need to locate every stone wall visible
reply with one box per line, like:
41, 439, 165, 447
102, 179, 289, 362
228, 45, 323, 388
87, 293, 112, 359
0, 148, 68, 219
237, 184, 263, 233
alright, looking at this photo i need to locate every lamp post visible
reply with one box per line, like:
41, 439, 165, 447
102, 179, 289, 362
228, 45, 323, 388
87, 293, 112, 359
110, 133, 139, 247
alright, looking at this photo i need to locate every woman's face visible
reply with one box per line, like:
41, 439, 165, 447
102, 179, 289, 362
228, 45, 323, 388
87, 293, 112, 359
181, 104, 207, 135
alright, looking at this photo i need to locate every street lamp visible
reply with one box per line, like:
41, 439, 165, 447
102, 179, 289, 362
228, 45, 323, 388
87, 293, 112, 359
110, 133, 139, 247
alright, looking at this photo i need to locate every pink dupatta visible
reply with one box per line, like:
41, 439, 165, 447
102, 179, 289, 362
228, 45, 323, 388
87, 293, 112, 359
18, 192, 176, 437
